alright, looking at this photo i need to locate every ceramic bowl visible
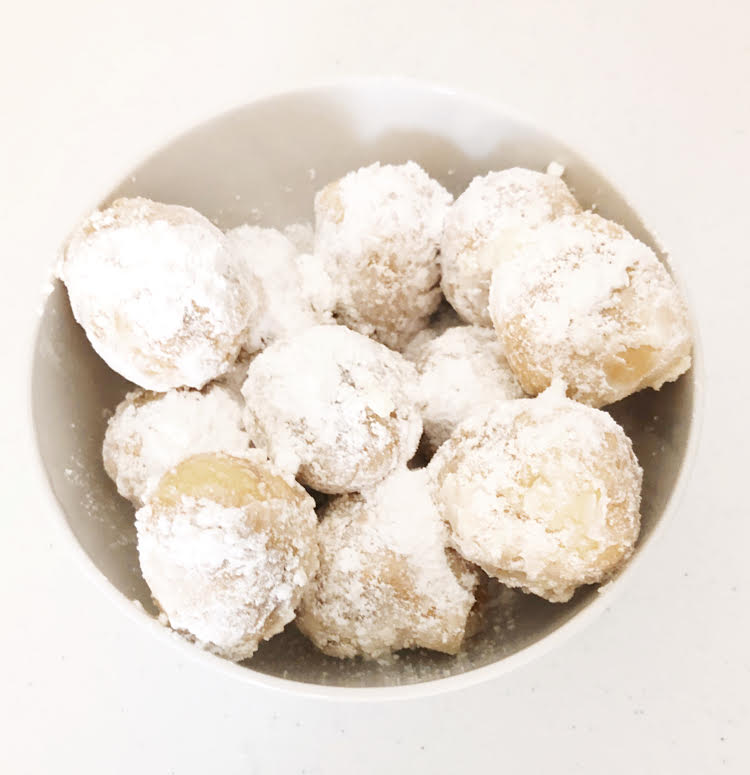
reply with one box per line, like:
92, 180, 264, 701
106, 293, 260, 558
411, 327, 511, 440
32, 80, 701, 698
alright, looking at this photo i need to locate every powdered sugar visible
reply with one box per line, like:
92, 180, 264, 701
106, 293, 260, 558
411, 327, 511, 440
440, 167, 581, 326
224, 225, 334, 352
297, 468, 478, 658
429, 383, 642, 602
241, 325, 422, 493
401, 299, 463, 357
406, 325, 526, 454
315, 161, 452, 349
282, 221, 315, 253
489, 212, 693, 406
60, 197, 256, 390
102, 384, 250, 505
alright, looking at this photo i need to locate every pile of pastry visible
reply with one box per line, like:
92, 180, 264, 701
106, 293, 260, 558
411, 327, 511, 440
58, 161, 692, 661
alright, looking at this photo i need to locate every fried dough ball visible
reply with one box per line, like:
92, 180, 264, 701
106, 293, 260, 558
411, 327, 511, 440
405, 325, 525, 455
440, 168, 581, 326
224, 225, 334, 352
489, 212, 692, 406
241, 325, 422, 494
60, 197, 257, 390
429, 383, 642, 602
102, 385, 249, 506
135, 451, 318, 661
297, 468, 478, 658
314, 162, 452, 349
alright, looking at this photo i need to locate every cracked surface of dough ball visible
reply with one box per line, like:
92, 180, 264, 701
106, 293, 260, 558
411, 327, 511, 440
406, 325, 525, 455
429, 383, 642, 602
297, 468, 478, 659
440, 168, 581, 326
103, 385, 250, 506
136, 451, 318, 661
242, 325, 422, 494
314, 162, 452, 349
224, 225, 334, 352
60, 197, 257, 390
489, 212, 692, 407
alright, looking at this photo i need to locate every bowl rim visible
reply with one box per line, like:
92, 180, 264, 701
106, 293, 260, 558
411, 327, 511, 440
28, 75, 706, 701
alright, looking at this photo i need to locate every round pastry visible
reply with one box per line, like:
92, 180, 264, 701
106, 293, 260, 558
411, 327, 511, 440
224, 225, 334, 352
297, 468, 478, 658
135, 451, 318, 661
440, 167, 580, 326
429, 382, 642, 602
60, 197, 257, 390
314, 161, 452, 349
103, 384, 249, 506
241, 325, 422, 494
489, 211, 692, 406
406, 325, 525, 455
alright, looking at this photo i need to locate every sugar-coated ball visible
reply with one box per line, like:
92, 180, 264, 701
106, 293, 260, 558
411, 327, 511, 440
136, 451, 318, 661
297, 468, 478, 658
241, 325, 422, 494
489, 212, 692, 406
60, 197, 258, 390
405, 325, 525, 455
315, 162, 452, 350
429, 383, 642, 602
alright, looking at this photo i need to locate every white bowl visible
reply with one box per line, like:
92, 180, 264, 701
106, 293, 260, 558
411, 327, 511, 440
31, 79, 701, 699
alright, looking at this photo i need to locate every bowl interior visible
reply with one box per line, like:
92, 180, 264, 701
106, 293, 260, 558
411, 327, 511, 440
32, 82, 695, 688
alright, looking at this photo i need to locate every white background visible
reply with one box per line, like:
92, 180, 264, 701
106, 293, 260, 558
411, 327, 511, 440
2, 1, 749, 772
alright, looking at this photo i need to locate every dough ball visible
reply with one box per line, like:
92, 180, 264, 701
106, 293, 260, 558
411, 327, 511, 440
489, 212, 693, 407
224, 225, 334, 352
315, 162, 452, 350
440, 168, 580, 326
429, 383, 642, 602
103, 384, 250, 506
297, 468, 478, 658
406, 325, 525, 455
241, 325, 422, 494
136, 451, 318, 661
60, 197, 258, 390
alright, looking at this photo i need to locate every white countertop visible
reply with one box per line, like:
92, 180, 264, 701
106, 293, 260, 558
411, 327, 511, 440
2, 1, 748, 772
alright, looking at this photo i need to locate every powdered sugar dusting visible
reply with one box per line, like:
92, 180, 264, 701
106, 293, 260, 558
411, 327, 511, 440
224, 225, 334, 352
405, 325, 526, 453
282, 221, 315, 253
440, 167, 581, 326
401, 300, 463, 357
297, 468, 478, 658
102, 384, 250, 506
